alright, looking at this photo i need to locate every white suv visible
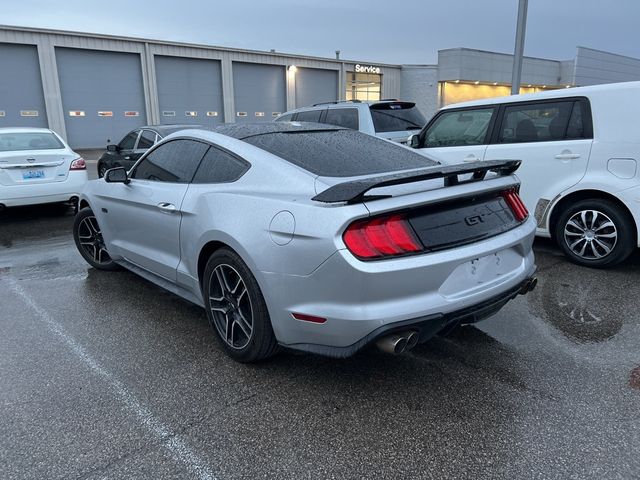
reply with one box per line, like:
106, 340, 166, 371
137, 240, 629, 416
275, 100, 426, 144
409, 81, 640, 268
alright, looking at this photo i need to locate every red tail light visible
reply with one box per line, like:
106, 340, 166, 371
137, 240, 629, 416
502, 189, 528, 222
70, 157, 86, 170
343, 214, 422, 260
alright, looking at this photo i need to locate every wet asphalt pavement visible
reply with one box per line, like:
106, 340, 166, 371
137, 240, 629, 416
1, 191, 639, 479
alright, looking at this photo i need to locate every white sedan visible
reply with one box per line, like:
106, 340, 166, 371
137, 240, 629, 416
0, 127, 87, 209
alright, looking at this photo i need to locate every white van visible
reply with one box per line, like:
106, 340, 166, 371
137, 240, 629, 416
409, 82, 640, 267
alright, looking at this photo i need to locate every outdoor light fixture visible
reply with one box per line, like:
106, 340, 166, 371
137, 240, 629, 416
474, 81, 480, 85
527, 84, 532, 87
455, 79, 460, 83
288, 65, 297, 73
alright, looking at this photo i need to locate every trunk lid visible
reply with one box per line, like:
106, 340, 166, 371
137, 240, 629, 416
0, 150, 75, 186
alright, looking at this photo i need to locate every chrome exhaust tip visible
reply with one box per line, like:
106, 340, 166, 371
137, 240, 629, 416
405, 331, 420, 351
519, 277, 537, 295
376, 333, 409, 354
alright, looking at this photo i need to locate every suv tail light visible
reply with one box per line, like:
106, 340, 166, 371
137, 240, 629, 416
343, 214, 422, 260
502, 189, 528, 222
70, 157, 86, 170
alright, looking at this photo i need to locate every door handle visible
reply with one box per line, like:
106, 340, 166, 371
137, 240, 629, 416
157, 202, 176, 213
555, 153, 581, 160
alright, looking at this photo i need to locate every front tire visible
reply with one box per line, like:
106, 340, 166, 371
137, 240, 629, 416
554, 199, 635, 268
202, 248, 278, 362
73, 208, 119, 270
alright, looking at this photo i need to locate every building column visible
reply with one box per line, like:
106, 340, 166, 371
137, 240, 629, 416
286, 66, 296, 111
221, 55, 235, 123
142, 42, 160, 125
36, 40, 66, 139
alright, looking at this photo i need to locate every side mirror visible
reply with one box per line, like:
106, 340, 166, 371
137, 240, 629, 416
106, 144, 119, 152
408, 134, 421, 148
104, 167, 129, 184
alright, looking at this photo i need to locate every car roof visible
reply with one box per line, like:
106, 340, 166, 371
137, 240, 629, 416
0, 127, 53, 134
441, 80, 640, 110
213, 121, 344, 139
134, 124, 204, 136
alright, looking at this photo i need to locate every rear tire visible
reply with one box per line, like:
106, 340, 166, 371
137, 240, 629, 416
554, 199, 635, 268
202, 248, 278, 362
73, 207, 119, 271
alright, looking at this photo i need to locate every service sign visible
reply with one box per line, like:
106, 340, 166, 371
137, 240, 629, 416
355, 64, 381, 74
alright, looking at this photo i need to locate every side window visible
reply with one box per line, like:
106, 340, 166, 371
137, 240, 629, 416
324, 108, 359, 130
137, 130, 156, 149
295, 109, 323, 123
275, 113, 294, 122
566, 101, 587, 139
131, 139, 208, 183
118, 130, 139, 150
498, 101, 573, 143
424, 108, 494, 147
192, 147, 250, 184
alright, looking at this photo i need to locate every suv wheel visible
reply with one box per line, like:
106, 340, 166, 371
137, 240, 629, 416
202, 248, 279, 362
555, 199, 635, 268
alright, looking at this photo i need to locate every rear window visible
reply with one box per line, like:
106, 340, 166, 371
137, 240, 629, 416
370, 103, 426, 133
242, 129, 436, 177
0, 132, 64, 152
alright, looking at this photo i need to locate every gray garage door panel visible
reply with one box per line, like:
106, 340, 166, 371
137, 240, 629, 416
295, 68, 338, 108
56, 48, 146, 149
0, 43, 47, 128
233, 63, 286, 123
155, 56, 224, 127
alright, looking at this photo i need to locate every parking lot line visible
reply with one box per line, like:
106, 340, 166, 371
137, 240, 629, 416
7, 278, 217, 480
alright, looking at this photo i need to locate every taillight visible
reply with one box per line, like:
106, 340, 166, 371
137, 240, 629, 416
70, 157, 86, 170
343, 214, 422, 260
502, 189, 528, 222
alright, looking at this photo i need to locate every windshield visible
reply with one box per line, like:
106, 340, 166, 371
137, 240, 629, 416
370, 103, 426, 133
0, 132, 64, 152
242, 128, 436, 177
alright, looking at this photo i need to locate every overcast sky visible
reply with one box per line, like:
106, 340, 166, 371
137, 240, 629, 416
2, 0, 638, 64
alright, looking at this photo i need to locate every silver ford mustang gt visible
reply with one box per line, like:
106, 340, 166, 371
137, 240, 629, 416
74, 122, 537, 362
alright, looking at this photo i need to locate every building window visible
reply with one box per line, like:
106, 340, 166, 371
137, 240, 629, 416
346, 72, 381, 101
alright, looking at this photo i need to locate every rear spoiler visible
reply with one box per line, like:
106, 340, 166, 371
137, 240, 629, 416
312, 160, 521, 204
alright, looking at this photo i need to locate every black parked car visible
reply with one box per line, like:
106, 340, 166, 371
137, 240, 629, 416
97, 125, 202, 177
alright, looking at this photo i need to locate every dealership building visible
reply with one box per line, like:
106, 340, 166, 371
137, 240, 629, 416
2, 25, 640, 148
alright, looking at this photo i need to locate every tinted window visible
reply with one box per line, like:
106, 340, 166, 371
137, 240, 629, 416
242, 129, 436, 177
0, 132, 64, 152
119, 131, 139, 150
275, 113, 294, 122
324, 108, 359, 130
137, 130, 156, 149
132, 139, 208, 182
192, 147, 250, 183
295, 110, 323, 123
424, 108, 494, 147
499, 101, 574, 143
566, 102, 586, 139
370, 103, 426, 133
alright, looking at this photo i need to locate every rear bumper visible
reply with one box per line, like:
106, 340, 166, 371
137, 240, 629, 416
287, 276, 537, 358
261, 216, 536, 355
0, 171, 87, 207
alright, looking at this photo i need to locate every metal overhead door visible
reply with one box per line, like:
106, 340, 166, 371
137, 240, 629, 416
233, 63, 286, 123
0, 43, 47, 128
56, 47, 146, 149
155, 56, 224, 126
295, 68, 338, 108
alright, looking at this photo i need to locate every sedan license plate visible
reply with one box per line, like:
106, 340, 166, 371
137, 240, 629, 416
22, 170, 45, 180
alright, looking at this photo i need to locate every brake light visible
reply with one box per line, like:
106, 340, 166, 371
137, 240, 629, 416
343, 214, 422, 259
502, 189, 528, 222
70, 157, 86, 170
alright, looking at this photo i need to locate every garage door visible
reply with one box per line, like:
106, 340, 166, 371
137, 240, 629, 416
233, 63, 286, 123
295, 68, 338, 108
0, 43, 47, 128
155, 56, 224, 127
56, 48, 146, 149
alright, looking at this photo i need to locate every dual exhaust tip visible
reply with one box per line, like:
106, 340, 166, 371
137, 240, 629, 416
376, 330, 420, 355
